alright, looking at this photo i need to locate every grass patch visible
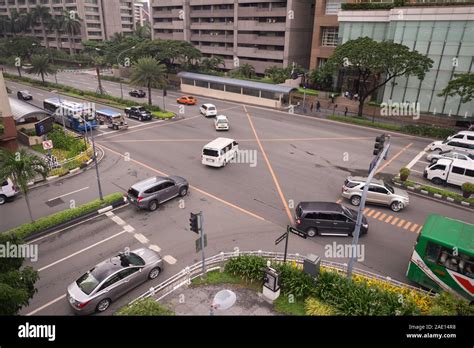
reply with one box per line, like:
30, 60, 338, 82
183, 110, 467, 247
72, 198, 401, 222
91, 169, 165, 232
101, 75, 124, 83
5, 192, 124, 240
115, 298, 174, 316
273, 296, 306, 315
328, 115, 401, 131
152, 111, 175, 119
297, 87, 319, 96
191, 270, 262, 291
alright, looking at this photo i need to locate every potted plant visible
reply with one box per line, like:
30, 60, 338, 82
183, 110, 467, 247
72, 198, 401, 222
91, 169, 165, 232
399, 167, 410, 182
461, 182, 474, 199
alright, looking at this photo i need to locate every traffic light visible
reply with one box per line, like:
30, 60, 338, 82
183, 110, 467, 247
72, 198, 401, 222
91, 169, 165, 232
189, 212, 199, 234
163, 89, 167, 97
373, 134, 386, 156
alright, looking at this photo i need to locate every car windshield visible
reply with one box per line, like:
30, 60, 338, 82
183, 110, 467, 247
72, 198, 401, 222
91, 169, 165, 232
384, 182, 395, 194
218, 119, 227, 123
76, 271, 100, 295
203, 148, 218, 157
208, 107, 216, 111
118, 252, 145, 267
341, 205, 353, 218
137, 107, 146, 112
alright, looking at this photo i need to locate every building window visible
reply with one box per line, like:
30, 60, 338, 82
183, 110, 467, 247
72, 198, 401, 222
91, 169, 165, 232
325, 0, 341, 15
317, 58, 327, 68
321, 27, 339, 47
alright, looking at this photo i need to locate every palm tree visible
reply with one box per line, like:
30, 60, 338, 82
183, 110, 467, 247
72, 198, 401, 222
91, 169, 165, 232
237, 63, 256, 78
49, 16, 65, 50
133, 23, 151, 39
130, 57, 167, 105
6, 10, 22, 37
0, 17, 8, 38
0, 148, 48, 222
19, 12, 34, 35
31, 5, 52, 49
62, 10, 82, 56
30, 54, 56, 83
92, 55, 107, 94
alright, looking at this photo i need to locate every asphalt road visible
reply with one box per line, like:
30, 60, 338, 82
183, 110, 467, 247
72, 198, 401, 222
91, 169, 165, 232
3, 70, 473, 316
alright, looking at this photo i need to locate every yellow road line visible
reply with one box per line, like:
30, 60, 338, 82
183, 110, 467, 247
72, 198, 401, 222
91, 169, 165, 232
385, 215, 393, 223
391, 217, 399, 225
372, 211, 381, 219
366, 210, 375, 217
244, 106, 294, 224
397, 219, 406, 227
378, 213, 387, 221
404, 221, 412, 230
376, 143, 413, 174
410, 224, 419, 233
417, 225, 423, 233
363, 208, 370, 213
99, 143, 267, 222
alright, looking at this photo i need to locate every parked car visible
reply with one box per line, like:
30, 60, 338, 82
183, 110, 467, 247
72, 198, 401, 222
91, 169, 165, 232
124, 106, 152, 121
341, 176, 409, 212
17, 90, 33, 101
214, 115, 229, 131
426, 150, 474, 164
295, 201, 368, 237
200, 103, 217, 117
127, 175, 189, 211
447, 131, 474, 142
0, 178, 19, 205
424, 158, 474, 186
176, 96, 197, 105
129, 89, 146, 98
426, 139, 474, 154
67, 248, 164, 315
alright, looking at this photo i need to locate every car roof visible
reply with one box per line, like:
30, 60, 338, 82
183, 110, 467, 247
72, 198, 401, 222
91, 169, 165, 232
204, 137, 235, 149
96, 108, 121, 117
203, 103, 215, 107
454, 131, 474, 136
297, 201, 345, 213
435, 158, 474, 168
131, 176, 169, 190
216, 115, 227, 119
347, 176, 384, 186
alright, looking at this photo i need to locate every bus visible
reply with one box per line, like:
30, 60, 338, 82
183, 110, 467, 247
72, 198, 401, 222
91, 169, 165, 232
43, 98, 97, 132
406, 214, 474, 302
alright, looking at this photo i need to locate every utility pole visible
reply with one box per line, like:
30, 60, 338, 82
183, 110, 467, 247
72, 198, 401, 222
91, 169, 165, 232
347, 134, 391, 280
190, 212, 206, 278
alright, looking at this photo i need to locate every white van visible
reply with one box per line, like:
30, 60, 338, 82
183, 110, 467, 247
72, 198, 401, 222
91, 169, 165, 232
447, 131, 474, 142
427, 139, 474, 154
0, 178, 19, 205
200, 104, 217, 117
202, 137, 239, 167
214, 115, 229, 131
423, 158, 474, 186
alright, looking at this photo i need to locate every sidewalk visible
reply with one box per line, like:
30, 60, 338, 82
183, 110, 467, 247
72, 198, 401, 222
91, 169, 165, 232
161, 283, 279, 316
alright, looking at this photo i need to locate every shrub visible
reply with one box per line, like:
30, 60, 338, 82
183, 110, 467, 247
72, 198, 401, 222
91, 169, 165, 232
305, 297, 335, 315
224, 255, 266, 283
48, 167, 69, 177
274, 262, 316, 299
115, 298, 174, 316
427, 292, 474, 316
0, 122, 4, 134
461, 182, 474, 197
63, 160, 81, 171
5, 192, 124, 240
342, 2, 394, 10
399, 167, 410, 181
152, 111, 175, 119
400, 124, 456, 139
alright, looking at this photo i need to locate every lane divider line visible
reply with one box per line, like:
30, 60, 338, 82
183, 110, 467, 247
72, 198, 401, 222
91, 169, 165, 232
376, 143, 413, 174
25, 295, 66, 316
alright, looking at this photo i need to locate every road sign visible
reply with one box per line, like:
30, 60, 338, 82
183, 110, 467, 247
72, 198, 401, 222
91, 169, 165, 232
275, 232, 288, 245
288, 226, 307, 239
35, 117, 54, 137
42, 140, 53, 150
195, 234, 207, 252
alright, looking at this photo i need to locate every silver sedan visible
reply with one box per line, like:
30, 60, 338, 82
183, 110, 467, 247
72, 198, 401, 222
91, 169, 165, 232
67, 248, 164, 315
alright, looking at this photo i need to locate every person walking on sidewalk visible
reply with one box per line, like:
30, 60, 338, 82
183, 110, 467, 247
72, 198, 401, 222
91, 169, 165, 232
330, 93, 335, 104
344, 106, 348, 116
316, 100, 321, 112
310, 102, 314, 112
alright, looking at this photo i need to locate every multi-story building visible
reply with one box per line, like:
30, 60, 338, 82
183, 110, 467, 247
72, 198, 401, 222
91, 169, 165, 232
0, 0, 136, 52
134, 0, 150, 26
337, 3, 474, 118
150, 0, 315, 74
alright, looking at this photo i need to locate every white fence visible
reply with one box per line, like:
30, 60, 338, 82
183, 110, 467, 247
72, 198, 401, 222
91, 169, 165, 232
130, 249, 432, 306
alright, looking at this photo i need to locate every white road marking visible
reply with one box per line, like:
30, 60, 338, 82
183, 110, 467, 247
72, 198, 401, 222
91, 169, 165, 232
163, 255, 177, 265
418, 160, 431, 165
124, 224, 135, 233
46, 187, 89, 202
111, 215, 126, 226
406, 150, 426, 169
105, 211, 114, 217
411, 169, 424, 174
134, 233, 149, 244
25, 294, 66, 316
149, 244, 162, 253
37, 230, 128, 272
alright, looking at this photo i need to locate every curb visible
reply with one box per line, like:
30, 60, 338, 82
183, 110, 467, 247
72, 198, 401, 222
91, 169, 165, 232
23, 197, 128, 242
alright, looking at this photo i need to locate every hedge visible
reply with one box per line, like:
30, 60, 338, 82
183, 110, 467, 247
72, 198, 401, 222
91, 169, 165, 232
0, 122, 4, 134
115, 298, 174, 316
5, 192, 124, 240
152, 111, 175, 119
342, 3, 394, 10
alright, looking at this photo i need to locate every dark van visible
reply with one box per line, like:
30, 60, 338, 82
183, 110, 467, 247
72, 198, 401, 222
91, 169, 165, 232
295, 202, 368, 237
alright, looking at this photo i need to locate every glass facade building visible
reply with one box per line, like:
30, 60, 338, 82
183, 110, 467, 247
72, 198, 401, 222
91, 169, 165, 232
338, 6, 474, 119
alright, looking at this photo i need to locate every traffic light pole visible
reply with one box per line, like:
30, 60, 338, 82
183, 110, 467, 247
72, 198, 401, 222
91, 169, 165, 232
346, 136, 391, 280
198, 212, 206, 279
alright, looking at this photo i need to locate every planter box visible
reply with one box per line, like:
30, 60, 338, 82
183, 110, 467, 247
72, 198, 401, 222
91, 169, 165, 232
434, 193, 443, 199
446, 197, 455, 202
407, 186, 415, 191
420, 190, 429, 194
461, 201, 471, 207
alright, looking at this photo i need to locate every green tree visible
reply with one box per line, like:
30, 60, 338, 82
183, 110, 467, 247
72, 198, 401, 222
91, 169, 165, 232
438, 72, 474, 104
48, 15, 65, 50
31, 5, 52, 50
133, 22, 151, 39
92, 54, 107, 94
62, 9, 82, 56
200, 55, 225, 73
309, 66, 333, 91
30, 54, 56, 83
0, 234, 40, 315
234, 63, 256, 79
265, 65, 289, 83
323, 37, 433, 116
130, 57, 168, 105
0, 148, 48, 222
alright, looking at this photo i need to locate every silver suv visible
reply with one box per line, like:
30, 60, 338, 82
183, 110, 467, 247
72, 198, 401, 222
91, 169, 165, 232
127, 175, 188, 211
341, 176, 409, 212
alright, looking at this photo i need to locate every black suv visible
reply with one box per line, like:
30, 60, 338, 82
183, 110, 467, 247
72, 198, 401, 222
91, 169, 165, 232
129, 89, 146, 98
295, 202, 368, 237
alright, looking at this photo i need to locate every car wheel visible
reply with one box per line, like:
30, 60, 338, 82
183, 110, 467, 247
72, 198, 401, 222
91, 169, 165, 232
113, 124, 118, 130
139, 116, 143, 121
306, 228, 318, 237
432, 177, 444, 185
390, 201, 403, 212
148, 267, 161, 280
434, 148, 442, 152
222, 160, 227, 167
350, 195, 361, 206
0, 195, 6, 205
430, 158, 438, 164
96, 298, 111, 312
179, 187, 188, 197
148, 200, 158, 212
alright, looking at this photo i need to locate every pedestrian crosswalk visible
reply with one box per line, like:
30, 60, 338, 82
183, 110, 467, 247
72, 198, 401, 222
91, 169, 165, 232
363, 207, 423, 233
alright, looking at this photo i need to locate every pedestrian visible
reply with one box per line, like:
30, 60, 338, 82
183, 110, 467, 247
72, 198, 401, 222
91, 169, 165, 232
330, 93, 335, 104
354, 93, 359, 101
316, 100, 321, 112
344, 106, 348, 116
310, 102, 314, 112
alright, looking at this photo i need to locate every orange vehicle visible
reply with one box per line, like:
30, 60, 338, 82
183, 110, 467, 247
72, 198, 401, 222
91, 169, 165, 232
176, 96, 197, 105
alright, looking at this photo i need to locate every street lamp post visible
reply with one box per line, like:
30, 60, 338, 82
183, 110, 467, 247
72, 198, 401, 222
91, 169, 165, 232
116, 46, 136, 100
82, 116, 103, 201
